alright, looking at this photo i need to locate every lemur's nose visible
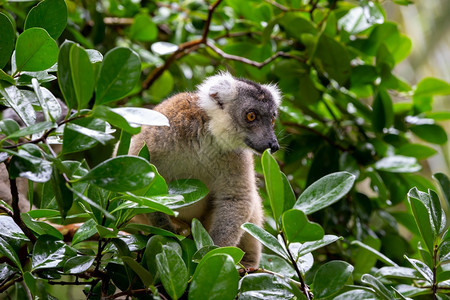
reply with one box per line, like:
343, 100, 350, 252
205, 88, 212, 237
269, 140, 279, 153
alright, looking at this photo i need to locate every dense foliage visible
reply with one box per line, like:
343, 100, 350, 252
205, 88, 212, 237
0, 0, 450, 299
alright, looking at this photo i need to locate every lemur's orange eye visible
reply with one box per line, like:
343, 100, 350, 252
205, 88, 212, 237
271, 118, 276, 126
246, 112, 256, 122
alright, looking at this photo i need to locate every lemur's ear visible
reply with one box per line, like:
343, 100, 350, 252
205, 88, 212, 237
198, 71, 237, 110
263, 83, 282, 106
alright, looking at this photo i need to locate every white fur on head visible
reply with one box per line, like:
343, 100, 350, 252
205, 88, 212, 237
197, 71, 237, 111
262, 83, 282, 106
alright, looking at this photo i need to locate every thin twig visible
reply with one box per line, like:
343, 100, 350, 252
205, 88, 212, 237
206, 41, 305, 68
0, 204, 14, 217
0, 276, 23, 293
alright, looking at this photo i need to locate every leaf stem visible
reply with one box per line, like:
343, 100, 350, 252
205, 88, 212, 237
280, 232, 312, 300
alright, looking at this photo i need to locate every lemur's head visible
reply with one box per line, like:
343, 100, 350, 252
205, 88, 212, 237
197, 72, 281, 153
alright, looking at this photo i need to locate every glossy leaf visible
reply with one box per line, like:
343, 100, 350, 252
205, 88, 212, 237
95, 47, 141, 104
72, 219, 97, 245
242, 223, 287, 259
111, 107, 170, 127
167, 179, 209, 209
238, 273, 295, 300
21, 213, 62, 240
192, 218, 214, 250
396, 143, 438, 160
351, 240, 398, 266
62, 117, 107, 154
0, 12, 14, 69
433, 173, 450, 206
405, 256, 433, 283
24, 0, 67, 39
408, 189, 435, 253
57, 41, 76, 110
188, 254, 239, 300
63, 256, 94, 274
122, 256, 153, 288
282, 209, 324, 242
375, 155, 421, 173
143, 235, 182, 277
313, 261, 354, 299
51, 165, 73, 219
361, 274, 395, 300
297, 235, 342, 257
5, 121, 54, 139
8, 149, 52, 183
262, 150, 284, 225
376, 266, 421, 280
79, 156, 154, 192
0, 215, 28, 241
92, 105, 140, 134
0, 84, 36, 126
31, 235, 68, 270
295, 172, 356, 215
0, 236, 22, 272
156, 245, 188, 299
65, 123, 114, 145
413, 77, 450, 113
68, 44, 95, 110
15, 28, 58, 72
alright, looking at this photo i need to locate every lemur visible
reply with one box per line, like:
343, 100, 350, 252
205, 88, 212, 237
129, 72, 281, 268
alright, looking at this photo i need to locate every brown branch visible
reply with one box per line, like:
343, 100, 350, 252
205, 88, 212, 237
0, 275, 23, 293
47, 280, 95, 286
142, 0, 223, 90
206, 41, 305, 68
9, 178, 36, 243
0, 204, 14, 217
264, 0, 289, 11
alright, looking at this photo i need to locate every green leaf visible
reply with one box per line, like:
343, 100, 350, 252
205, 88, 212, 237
241, 223, 287, 259
376, 266, 422, 280
51, 165, 73, 219
122, 256, 154, 288
143, 235, 182, 277
408, 189, 435, 253
0, 12, 15, 69
24, 0, 67, 39
65, 123, 114, 145
0, 215, 28, 241
238, 273, 295, 300
72, 219, 97, 245
313, 261, 354, 299
396, 143, 438, 160
404, 256, 433, 283
262, 150, 284, 225
188, 254, 239, 300
63, 255, 94, 274
0, 84, 36, 126
68, 44, 95, 110
8, 149, 52, 183
429, 189, 446, 236
92, 105, 140, 135
95, 47, 141, 104
334, 290, 377, 300
375, 155, 422, 173
282, 209, 324, 243
192, 218, 214, 250
156, 245, 188, 299
193, 246, 245, 265
413, 78, 450, 113
167, 179, 209, 209
361, 274, 395, 300
0, 70, 15, 85
0, 236, 22, 272
110, 194, 174, 216
15, 28, 58, 72
21, 213, 62, 240
294, 172, 356, 215
372, 90, 394, 132
31, 234, 68, 270
148, 71, 174, 100
0, 119, 20, 138
129, 13, 158, 42
62, 117, 107, 154
111, 107, 170, 127
297, 235, 342, 257
351, 240, 398, 267
410, 124, 448, 145
5, 121, 54, 139
57, 41, 76, 110
78, 156, 154, 192
433, 173, 450, 206
313, 34, 351, 85
338, 6, 384, 34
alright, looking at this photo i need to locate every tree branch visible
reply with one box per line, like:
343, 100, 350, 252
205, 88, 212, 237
9, 178, 36, 243
206, 41, 305, 68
